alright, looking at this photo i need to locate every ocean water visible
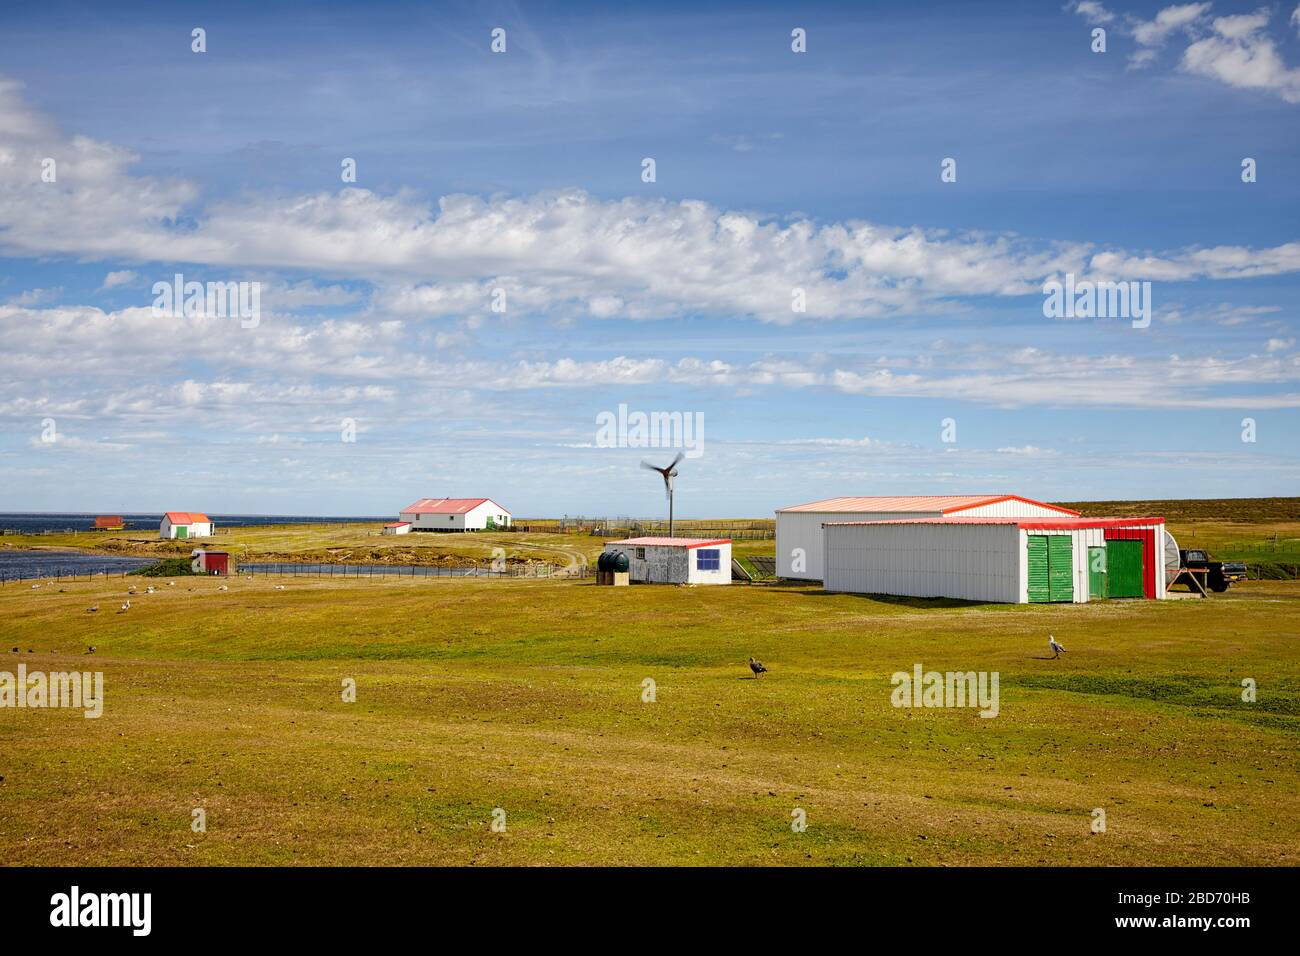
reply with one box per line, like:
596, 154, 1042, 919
0, 513, 388, 534
0, 551, 153, 582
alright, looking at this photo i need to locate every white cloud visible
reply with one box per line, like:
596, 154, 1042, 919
1069, 1, 1116, 25
1181, 8, 1300, 103
2, 77, 1298, 330
996, 445, 1060, 457
1129, 3, 1211, 52
98, 270, 139, 290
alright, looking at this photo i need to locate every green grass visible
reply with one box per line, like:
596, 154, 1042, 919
1, 573, 1296, 866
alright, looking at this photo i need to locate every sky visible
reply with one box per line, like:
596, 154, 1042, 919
0, 0, 1297, 518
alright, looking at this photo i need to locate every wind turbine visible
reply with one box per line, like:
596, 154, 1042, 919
641, 451, 684, 537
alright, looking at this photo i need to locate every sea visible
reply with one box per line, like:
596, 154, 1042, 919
0, 512, 387, 534
0, 512, 388, 581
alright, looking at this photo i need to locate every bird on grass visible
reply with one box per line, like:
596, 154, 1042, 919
749, 657, 768, 678
30, 583, 40, 589
217, 584, 228, 592
86, 645, 96, 654
119, 600, 131, 612
86, 605, 99, 613
274, 585, 286, 590
167, 581, 175, 587
1049, 636, 1067, 659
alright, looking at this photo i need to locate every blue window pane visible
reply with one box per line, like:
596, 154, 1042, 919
696, 548, 720, 571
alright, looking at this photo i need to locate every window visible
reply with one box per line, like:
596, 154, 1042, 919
696, 549, 720, 571
635, 548, 645, 561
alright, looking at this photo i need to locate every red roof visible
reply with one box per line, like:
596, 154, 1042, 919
779, 494, 1079, 515
385, 522, 411, 528
400, 497, 507, 515
826, 516, 1163, 530
164, 512, 209, 524
93, 516, 124, 527
608, 537, 731, 549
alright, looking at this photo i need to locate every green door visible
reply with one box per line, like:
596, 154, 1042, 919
176, 525, 187, 539
1027, 535, 1049, 602
1107, 539, 1143, 597
1087, 546, 1107, 600
1048, 535, 1074, 602
1028, 535, 1074, 603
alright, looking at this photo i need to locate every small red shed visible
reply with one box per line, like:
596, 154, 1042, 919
191, 549, 232, 576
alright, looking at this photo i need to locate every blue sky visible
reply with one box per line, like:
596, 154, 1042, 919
0, 0, 1297, 517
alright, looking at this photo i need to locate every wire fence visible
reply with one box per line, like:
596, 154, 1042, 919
0, 567, 138, 585
237, 561, 587, 580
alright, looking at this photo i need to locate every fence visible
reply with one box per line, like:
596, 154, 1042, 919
513, 518, 775, 539
0, 567, 138, 585
238, 561, 588, 580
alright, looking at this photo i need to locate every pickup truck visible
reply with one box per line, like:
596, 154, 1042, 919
1179, 549, 1249, 592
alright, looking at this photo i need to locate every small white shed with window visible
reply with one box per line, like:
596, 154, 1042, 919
602, 537, 732, 585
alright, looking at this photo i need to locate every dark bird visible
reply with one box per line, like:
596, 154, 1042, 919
749, 657, 768, 678
9, 647, 16, 654
1048, 636, 1067, 659
85, 645, 96, 654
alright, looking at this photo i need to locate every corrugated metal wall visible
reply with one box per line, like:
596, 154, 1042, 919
823, 523, 1021, 602
778, 499, 1074, 581
777, 511, 940, 580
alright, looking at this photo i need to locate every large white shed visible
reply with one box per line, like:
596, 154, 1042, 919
775, 495, 1080, 581
822, 516, 1167, 604
160, 511, 213, 539
602, 537, 732, 585
398, 498, 512, 531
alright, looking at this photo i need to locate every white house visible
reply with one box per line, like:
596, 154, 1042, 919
822, 516, 1167, 604
602, 537, 732, 585
382, 521, 412, 535
398, 498, 512, 532
160, 511, 213, 539
775, 495, 1080, 581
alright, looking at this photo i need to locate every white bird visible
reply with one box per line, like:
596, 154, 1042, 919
30, 583, 40, 589
119, 600, 131, 612
86, 605, 99, 613
217, 584, 228, 592
1049, 636, 1066, 659
274, 585, 286, 590
146, 586, 156, 594
167, 581, 175, 587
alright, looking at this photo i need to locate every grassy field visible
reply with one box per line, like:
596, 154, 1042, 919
1, 573, 1296, 866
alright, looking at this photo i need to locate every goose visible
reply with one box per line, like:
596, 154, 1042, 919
119, 600, 131, 612
1049, 636, 1066, 659
749, 657, 768, 678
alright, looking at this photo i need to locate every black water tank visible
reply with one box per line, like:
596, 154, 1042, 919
599, 551, 629, 573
